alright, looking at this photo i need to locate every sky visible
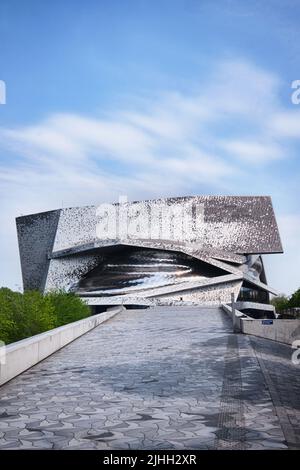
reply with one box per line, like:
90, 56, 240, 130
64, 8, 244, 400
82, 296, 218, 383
0, 0, 300, 295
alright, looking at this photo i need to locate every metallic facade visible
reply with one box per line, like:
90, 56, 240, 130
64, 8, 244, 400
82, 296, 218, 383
16, 196, 283, 313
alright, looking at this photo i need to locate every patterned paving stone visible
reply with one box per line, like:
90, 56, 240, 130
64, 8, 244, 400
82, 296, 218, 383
0, 306, 299, 449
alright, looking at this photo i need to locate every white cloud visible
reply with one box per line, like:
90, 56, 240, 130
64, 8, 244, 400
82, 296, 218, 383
185, 59, 281, 131
220, 139, 282, 163
270, 110, 300, 138
0, 58, 286, 182
0, 57, 299, 292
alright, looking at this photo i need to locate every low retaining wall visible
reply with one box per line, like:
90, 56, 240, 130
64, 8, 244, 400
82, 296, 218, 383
0, 306, 124, 386
221, 303, 245, 331
234, 301, 275, 313
241, 318, 300, 345
221, 303, 300, 345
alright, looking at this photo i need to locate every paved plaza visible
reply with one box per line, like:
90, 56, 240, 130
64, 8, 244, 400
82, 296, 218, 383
0, 306, 299, 450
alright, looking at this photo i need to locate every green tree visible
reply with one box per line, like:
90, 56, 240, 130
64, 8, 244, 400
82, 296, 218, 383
271, 294, 289, 313
0, 287, 18, 344
0, 288, 56, 344
0, 288, 90, 344
288, 288, 300, 308
19, 290, 56, 339
46, 290, 90, 327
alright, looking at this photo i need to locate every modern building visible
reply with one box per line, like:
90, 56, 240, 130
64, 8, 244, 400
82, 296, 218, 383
16, 196, 283, 317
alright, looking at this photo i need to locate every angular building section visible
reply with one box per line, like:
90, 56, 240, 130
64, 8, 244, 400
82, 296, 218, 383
16, 196, 283, 317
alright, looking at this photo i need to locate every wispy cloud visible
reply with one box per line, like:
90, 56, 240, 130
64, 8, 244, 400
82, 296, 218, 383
0, 58, 289, 203
270, 110, 300, 138
0, 57, 299, 292
219, 140, 283, 163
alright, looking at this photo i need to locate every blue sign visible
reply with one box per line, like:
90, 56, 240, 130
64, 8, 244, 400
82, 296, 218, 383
262, 319, 273, 325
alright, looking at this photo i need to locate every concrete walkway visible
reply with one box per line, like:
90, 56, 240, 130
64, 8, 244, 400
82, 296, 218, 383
0, 306, 299, 450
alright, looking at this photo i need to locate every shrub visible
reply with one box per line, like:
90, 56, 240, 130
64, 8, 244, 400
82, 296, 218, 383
271, 294, 289, 313
0, 288, 56, 344
46, 290, 90, 327
18, 290, 56, 339
0, 288, 19, 344
288, 288, 300, 308
0, 288, 90, 344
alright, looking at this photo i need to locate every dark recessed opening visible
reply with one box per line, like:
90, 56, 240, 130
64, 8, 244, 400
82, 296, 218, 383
77, 246, 227, 296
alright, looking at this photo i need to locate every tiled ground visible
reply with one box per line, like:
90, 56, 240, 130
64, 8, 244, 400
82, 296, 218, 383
0, 306, 299, 450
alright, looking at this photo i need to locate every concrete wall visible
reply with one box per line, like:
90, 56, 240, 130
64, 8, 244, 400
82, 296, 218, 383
0, 306, 124, 386
241, 318, 300, 345
221, 303, 245, 331
222, 303, 300, 344
235, 301, 275, 313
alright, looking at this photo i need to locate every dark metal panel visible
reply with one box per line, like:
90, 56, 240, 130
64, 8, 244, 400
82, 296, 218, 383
16, 210, 61, 291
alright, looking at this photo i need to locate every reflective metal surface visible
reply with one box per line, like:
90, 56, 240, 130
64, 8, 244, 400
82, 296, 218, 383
78, 247, 224, 296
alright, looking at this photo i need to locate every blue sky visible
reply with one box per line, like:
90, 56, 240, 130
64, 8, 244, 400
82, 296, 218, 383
0, 0, 300, 294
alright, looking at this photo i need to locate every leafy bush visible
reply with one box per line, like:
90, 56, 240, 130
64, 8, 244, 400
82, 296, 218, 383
0, 288, 56, 343
288, 288, 300, 309
271, 294, 289, 313
271, 288, 300, 313
0, 288, 19, 344
17, 290, 56, 340
45, 290, 90, 327
0, 288, 90, 344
